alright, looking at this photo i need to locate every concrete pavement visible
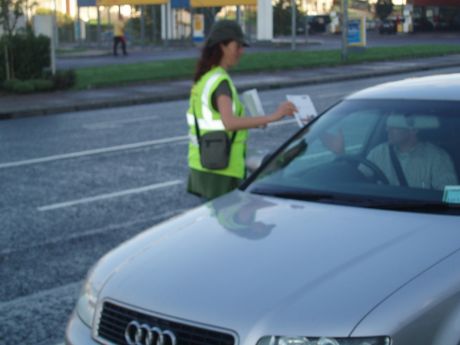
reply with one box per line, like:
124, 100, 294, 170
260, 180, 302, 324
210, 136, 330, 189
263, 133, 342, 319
1, 53, 460, 120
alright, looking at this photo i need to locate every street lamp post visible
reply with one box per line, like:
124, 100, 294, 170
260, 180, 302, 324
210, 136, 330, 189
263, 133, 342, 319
341, 0, 348, 61
97, 6, 101, 48
53, 0, 59, 50
140, 5, 145, 47
291, 0, 296, 50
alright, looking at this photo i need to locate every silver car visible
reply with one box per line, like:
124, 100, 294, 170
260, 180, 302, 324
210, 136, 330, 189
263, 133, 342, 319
66, 74, 460, 345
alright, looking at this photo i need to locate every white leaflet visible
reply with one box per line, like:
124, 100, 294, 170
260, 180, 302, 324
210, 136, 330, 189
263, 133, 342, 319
286, 94, 317, 127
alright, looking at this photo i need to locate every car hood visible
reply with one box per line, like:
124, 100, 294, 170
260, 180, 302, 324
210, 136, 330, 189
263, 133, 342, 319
97, 190, 460, 340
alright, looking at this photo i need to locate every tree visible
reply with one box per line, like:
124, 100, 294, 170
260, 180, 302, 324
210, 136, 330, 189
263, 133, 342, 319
375, 0, 393, 21
273, 0, 304, 36
0, 0, 26, 80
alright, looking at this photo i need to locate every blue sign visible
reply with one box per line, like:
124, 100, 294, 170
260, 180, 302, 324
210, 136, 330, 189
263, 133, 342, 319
171, 0, 190, 8
347, 20, 360, 44
347, 18, 366, 47
77, 0, 96, 6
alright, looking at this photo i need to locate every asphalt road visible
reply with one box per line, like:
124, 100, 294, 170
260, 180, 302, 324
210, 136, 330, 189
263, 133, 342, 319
1, 66, 460, 345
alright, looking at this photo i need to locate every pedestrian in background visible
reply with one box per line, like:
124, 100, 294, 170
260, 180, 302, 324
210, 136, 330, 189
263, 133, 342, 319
186, 20, 297, 200
113, 14, 127, 56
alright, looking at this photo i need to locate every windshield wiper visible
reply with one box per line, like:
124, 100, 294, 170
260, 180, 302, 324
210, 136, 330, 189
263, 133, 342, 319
251, 187, 460, 213
251, 187, 357, 204
368, 201, 460, 212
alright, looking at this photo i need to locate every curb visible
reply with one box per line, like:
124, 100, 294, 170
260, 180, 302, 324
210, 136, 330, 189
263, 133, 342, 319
240, 60, 460, 90
0, 93, 189, 120
2, 59, 460, 120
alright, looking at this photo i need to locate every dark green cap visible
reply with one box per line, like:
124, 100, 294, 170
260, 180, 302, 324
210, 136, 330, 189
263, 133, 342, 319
205, 20, 250, 48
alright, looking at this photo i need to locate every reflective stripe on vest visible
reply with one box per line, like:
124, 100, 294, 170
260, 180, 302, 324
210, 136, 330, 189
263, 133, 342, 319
189, 71, 236, 131
186, 113, 225, 131
188, 67, 242, 140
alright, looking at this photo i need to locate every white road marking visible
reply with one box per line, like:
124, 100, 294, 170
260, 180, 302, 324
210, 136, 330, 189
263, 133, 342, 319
0, 135, 188, 169
0, 119, 296, 170
83, 115, 160, 129
38, 180, 183, 212
1, 208, 190, 256
0, 280, 82, 310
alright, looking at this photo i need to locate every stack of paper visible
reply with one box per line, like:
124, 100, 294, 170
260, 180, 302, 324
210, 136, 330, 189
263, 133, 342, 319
242, 89, 265, 117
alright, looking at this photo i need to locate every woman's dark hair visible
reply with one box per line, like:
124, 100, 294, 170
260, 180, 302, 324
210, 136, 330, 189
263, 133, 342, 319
194, 40, 232, 83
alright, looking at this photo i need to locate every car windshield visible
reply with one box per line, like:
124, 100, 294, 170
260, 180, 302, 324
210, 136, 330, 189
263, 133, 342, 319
246, 99, 460, 214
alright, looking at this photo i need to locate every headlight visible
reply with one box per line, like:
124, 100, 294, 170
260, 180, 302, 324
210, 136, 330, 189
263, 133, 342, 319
76, 269, 99, 327
257, 336, 391, 345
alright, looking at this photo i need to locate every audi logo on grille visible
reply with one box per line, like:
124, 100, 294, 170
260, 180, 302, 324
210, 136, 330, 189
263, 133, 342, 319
124, 320, 177, 345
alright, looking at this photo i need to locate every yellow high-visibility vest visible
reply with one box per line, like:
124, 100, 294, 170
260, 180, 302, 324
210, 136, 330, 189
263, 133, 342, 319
187, 66, 248, 179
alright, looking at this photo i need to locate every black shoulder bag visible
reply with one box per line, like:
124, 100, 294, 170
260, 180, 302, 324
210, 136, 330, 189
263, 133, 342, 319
193, 107, 237, 170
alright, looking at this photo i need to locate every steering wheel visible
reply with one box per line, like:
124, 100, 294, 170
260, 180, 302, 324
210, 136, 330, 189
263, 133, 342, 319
336, 155, 390, 185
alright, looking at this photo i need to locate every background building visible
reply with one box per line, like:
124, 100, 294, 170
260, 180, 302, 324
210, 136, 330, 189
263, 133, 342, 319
4, 0, 459, 46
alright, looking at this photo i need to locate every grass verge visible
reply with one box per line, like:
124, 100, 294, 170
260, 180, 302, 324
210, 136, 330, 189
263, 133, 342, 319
74, 44, 460, 90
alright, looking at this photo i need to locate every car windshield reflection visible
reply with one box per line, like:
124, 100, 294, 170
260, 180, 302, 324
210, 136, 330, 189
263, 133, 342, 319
246, 99, 460, 213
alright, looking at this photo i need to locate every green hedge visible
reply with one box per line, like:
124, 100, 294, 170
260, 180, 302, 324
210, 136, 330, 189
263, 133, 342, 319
0, 32, 76, 93
0, 32, 50, 81
2, 70, 76, 93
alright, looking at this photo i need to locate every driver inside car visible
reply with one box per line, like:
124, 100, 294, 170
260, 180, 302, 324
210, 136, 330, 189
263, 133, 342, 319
321, 113, 458, 190
365, 113, 458, 190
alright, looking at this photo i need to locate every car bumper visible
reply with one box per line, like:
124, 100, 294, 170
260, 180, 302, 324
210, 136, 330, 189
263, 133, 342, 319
65, 311, 99, 345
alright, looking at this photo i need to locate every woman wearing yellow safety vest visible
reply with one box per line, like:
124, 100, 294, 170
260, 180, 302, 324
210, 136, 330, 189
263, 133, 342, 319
187, 20, 297, 200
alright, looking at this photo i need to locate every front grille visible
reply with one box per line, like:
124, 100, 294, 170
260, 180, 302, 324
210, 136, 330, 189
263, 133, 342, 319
97, 301, 236, 345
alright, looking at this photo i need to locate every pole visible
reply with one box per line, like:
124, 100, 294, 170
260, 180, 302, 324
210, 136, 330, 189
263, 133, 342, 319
341, 0, 348, 61
291, 0, 296, 50
190, 5, 194, 46
51, 15, 56, 74
97, 6, 101, 48
53, 0, 59, 49
76, 5, 81, 46
141, 5, 145, 47
151, 5, 156, 43
305, 7, 309, 44
164, 4, 169, 46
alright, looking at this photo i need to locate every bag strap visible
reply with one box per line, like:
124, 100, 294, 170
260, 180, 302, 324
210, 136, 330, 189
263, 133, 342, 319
389, 145, 408, 186
192, 95, 237, 144
230, 131, 237, 143
192, 104, 202, 143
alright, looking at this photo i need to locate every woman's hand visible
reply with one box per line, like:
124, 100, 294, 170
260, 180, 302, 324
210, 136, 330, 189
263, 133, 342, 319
272, 101, 297, 121
218, 97, 298, 130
